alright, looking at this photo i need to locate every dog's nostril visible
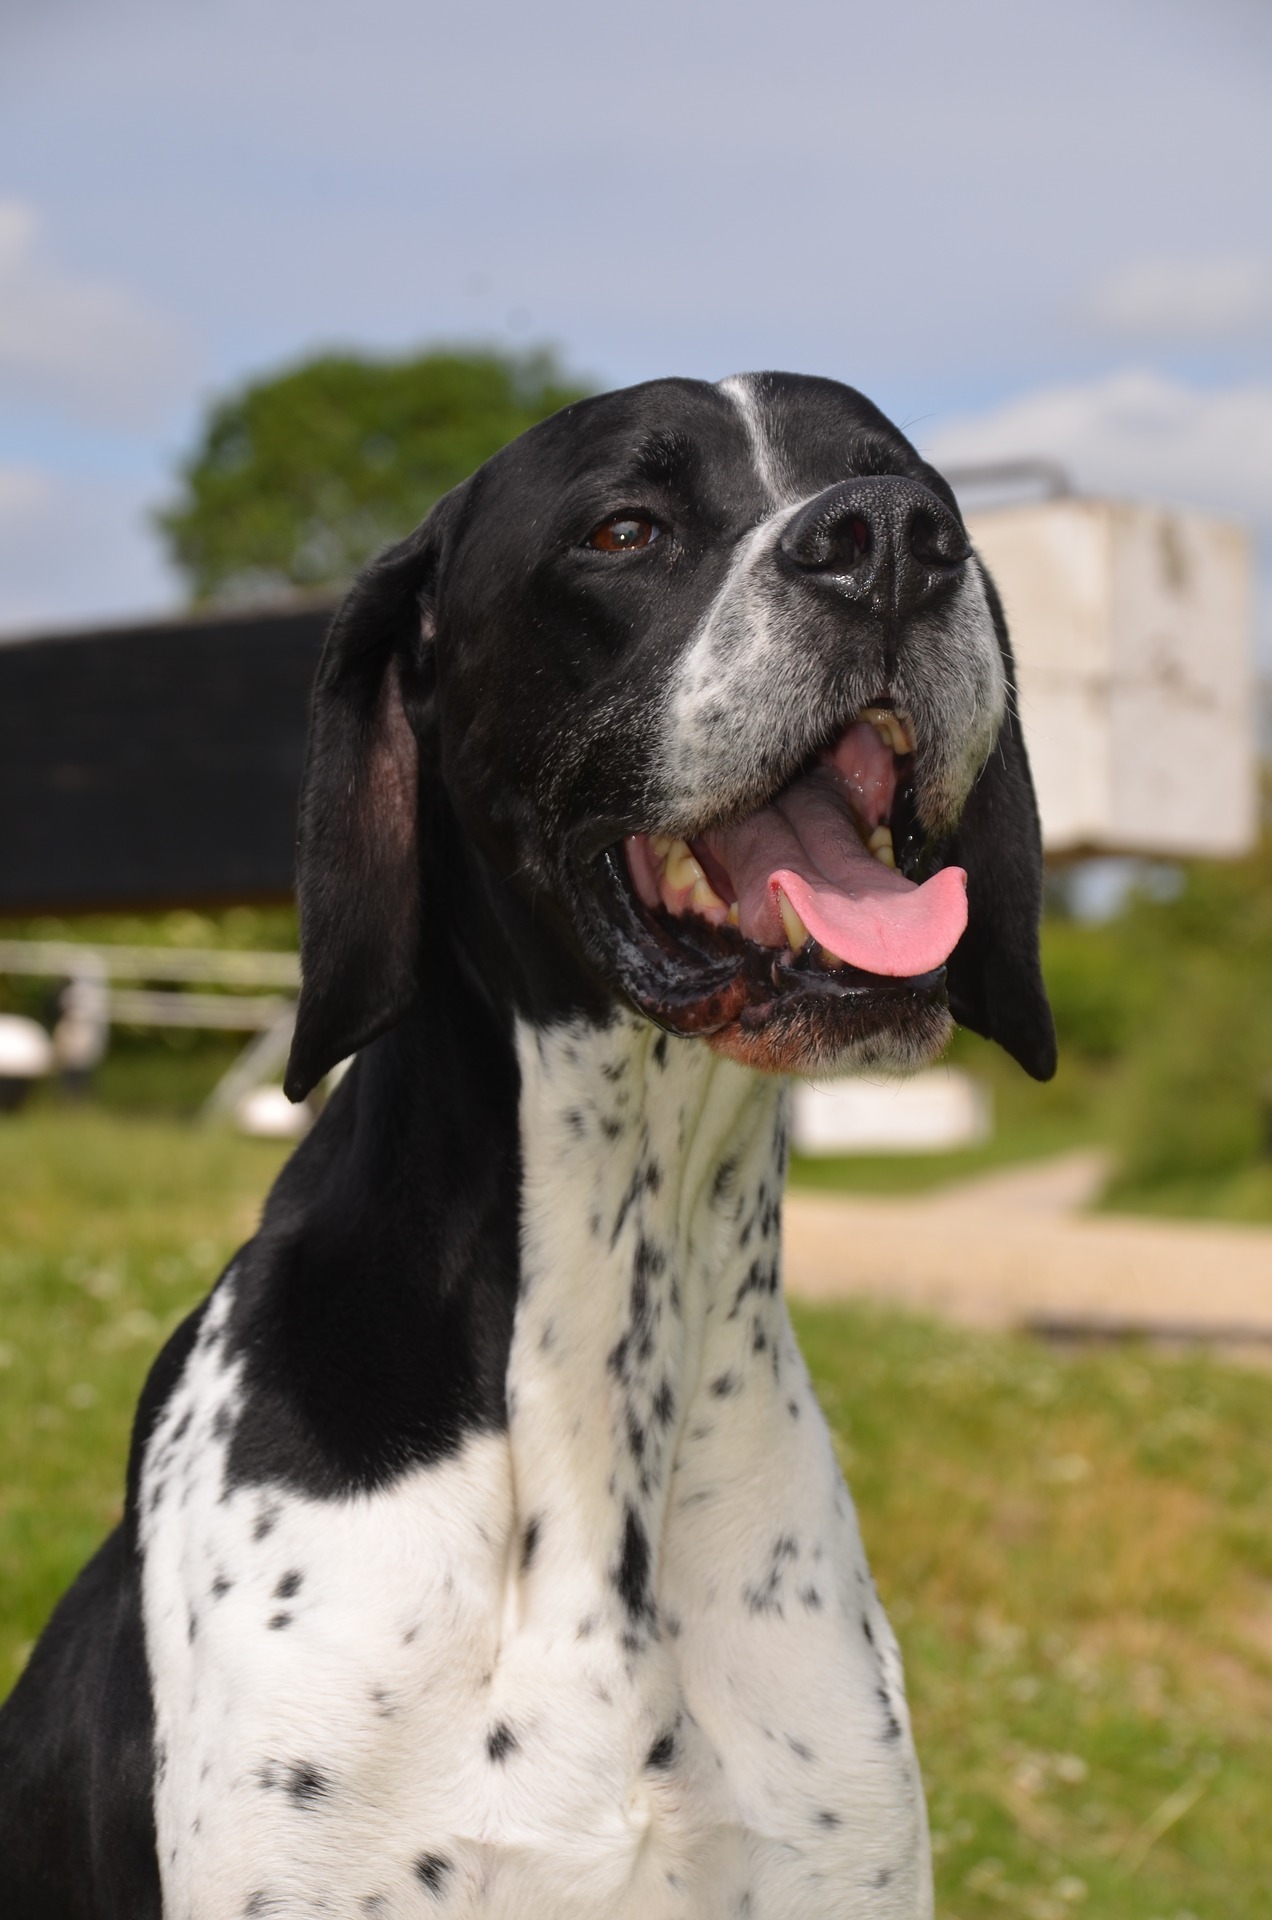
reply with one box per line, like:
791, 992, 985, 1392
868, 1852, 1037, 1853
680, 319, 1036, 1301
908, 507, 967, 568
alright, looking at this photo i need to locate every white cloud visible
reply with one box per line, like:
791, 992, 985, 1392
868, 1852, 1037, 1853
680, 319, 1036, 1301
1083, 255, 1272, 339
0, 462, 177, 638
0, 199, 192, 428
927, 370, 1272, 530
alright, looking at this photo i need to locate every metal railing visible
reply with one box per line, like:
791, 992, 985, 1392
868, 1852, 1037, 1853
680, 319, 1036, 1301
0, 938, 300, 1122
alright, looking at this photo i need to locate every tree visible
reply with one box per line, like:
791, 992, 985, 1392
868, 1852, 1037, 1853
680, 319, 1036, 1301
157, 346, 591, 602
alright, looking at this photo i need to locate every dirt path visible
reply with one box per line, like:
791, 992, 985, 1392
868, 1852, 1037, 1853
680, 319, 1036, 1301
784, 1151, 1272, 1343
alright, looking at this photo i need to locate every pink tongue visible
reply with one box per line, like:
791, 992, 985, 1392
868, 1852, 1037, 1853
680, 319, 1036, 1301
773, 865, 968, 976
701, 768, 968, 978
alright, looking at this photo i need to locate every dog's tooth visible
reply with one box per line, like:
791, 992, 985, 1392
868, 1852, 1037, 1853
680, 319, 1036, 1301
858, 705, 915, 756
690, 874, 727, 917
726, 902, 740, 927
867, 825, 897, 868
777, 890, 812, 952
861, 707, 896, 752
816, 943, 845, 970
648, 832, 676, 865
664, 839, 705, 891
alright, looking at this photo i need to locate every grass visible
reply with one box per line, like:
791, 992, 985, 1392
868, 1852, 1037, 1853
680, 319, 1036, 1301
0, 1111, 288, 1670
2, 1109, 1271, 1918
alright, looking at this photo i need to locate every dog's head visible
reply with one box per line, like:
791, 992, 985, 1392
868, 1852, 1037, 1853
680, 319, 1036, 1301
283, 372, 1055, 1100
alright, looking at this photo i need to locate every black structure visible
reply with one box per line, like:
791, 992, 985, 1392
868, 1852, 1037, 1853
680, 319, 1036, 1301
0, 602, 335, 913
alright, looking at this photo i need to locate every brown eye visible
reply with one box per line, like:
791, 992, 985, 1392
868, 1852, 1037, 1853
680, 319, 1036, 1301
587, 514, 661, 552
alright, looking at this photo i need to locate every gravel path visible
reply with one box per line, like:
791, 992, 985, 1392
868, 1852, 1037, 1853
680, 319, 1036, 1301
784, 1151, 1272, 1345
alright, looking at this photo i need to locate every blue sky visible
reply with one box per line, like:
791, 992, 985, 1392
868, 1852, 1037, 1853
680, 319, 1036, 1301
2, 0, 1270, 650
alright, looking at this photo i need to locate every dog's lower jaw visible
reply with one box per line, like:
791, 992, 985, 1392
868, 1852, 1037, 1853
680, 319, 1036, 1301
509, 1013, 934, 1917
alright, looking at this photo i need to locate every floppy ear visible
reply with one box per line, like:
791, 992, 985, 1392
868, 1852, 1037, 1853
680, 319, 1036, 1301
283, 521, 443, 1102
943, 567, 1057, 1081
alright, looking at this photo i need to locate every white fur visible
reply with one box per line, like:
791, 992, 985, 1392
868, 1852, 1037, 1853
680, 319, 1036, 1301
718, 374, 796, 508
139, 1017, 931, 1918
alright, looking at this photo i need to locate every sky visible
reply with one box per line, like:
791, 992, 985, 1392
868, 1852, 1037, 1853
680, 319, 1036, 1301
1, 0, 1271, 656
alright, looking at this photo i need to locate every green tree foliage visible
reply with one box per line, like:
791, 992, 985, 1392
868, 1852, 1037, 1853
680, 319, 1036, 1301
157, 346, 591, 602
1107, 828, 1272, 1197
1042, 806, 1272, 1204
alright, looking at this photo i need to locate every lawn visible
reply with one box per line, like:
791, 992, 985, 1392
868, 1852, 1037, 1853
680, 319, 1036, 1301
2, 1109, 1270, 1919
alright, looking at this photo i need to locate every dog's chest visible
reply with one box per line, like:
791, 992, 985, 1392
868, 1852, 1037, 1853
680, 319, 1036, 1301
139, 1021, 929, 1919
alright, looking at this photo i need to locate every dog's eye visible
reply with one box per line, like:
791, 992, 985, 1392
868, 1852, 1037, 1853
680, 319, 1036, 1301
587, 514, 662, 552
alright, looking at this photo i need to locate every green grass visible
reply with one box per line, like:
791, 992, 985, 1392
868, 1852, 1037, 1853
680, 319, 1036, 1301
0, 1112, 288, 1673
796, 1305, 1272, 1918
3, 1110, 1271, 1917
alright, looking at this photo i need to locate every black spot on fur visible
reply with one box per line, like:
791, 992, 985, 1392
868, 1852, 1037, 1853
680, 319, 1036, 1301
652, 1034, 668, 1067
258, 1761, 331, 1808
210, 1574, 233, 1600
268, 1612, 293, 1630
414, 1853, 452, 1895
610, 1159, 663, 1248
816, 1809, 842, 1828
728, 1259, 778, 1319
652, 1379, 675, 1426
520, 1516, 540, 1573
486, 1722, 518, 1762
274, 1570, 303, 1600
800, 1586, 823, 1611
710, 1371, 740, 1398
615, 1502, 654, 1625
563, 1108, 585, 1136
253, 1508, 278, 1542
287, 1763, 330, 1806
600, 1115, 624, 1142
862, 1614, 875, 1645
787, 1736, 813, 1761
212, 1403, 233, 1440
711, 1157, 737, 1204
877, 1686, 903, 1741
744, 1535, 799, 1616
646, 1729, 677, 1769
172, 1409, 192, 1441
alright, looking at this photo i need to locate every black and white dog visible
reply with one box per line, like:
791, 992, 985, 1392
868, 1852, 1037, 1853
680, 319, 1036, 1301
0, 372, 1054, 1919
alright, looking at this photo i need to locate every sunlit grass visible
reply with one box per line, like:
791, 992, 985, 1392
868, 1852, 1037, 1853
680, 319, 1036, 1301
2, 1109, 1270, 1916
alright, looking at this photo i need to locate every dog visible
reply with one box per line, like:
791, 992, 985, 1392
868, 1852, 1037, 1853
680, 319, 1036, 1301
0, 371, 1054, 1919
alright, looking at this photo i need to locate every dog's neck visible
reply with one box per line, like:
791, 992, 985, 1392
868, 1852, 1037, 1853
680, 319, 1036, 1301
506, 1012, 790, 1640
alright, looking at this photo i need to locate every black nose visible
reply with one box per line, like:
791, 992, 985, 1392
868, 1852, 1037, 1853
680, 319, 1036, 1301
777, 476, 970, 617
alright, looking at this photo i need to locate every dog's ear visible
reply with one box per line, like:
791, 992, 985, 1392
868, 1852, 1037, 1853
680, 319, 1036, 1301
283, 512, 451, 1102
943, 567, 1057, 1082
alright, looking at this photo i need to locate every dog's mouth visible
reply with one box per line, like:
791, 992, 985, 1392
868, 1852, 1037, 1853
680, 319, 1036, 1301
591, 707, 969, 1071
